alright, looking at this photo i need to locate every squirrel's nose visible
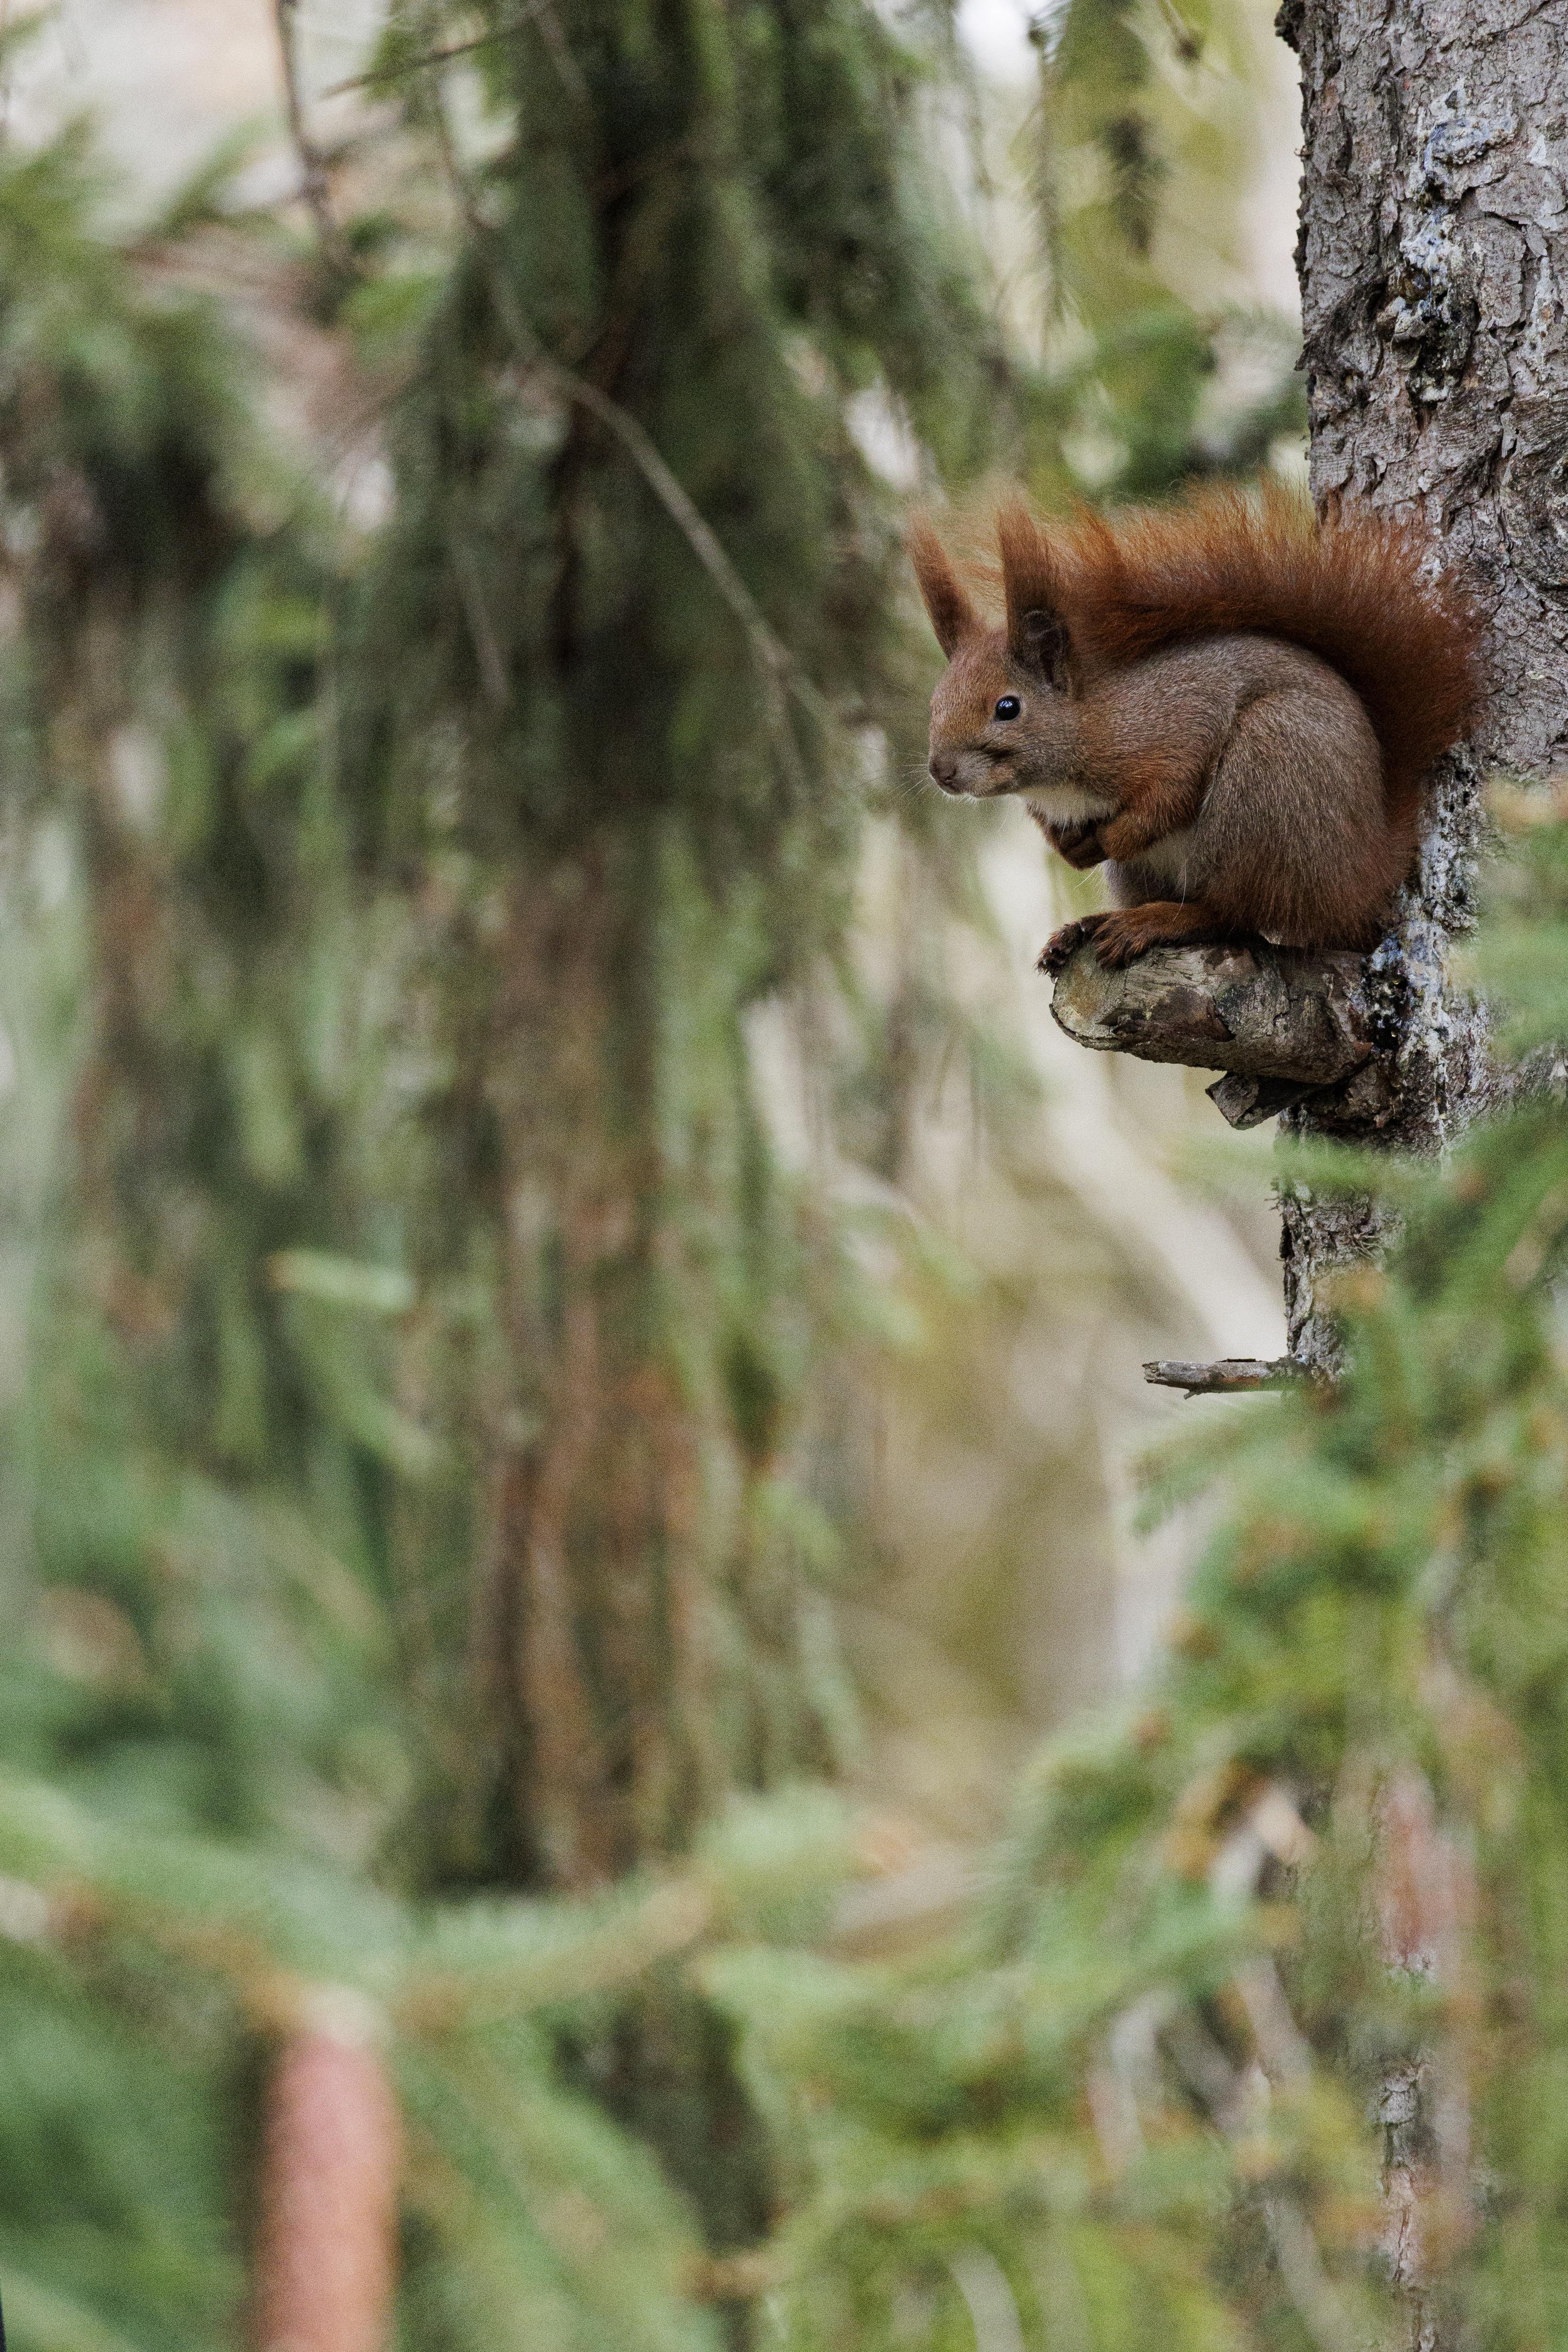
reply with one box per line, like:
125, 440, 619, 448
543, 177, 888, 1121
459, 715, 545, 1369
929, 756, 962, 794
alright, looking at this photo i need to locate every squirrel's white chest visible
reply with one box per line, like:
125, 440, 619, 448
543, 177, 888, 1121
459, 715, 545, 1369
1022, 783, 1114, 826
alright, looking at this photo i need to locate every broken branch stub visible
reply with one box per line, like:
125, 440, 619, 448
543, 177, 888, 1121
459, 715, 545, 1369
1047, 939, 1392, 1128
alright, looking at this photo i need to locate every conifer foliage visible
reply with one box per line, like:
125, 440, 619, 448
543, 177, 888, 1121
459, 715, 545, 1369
703, 813, 1568, 2351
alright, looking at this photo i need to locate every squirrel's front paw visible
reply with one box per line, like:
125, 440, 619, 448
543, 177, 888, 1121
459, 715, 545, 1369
1047, 819, 1106, 871
1037, 914, 1111, 974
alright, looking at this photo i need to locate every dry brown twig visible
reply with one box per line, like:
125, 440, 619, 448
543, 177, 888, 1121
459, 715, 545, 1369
272, 0, 358, 278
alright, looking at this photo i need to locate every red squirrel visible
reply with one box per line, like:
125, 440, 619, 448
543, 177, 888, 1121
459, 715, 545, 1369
909, 485, 1481, 970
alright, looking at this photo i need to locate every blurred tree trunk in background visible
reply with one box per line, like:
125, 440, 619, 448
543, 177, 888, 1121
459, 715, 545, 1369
1280, 0, 1568, 1363
337, 0, 1018, 2321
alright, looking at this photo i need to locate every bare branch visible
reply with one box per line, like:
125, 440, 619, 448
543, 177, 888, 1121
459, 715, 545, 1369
1143, 1356, 1313, 1396
272, 0, 356, 277
447, 532, 509, 710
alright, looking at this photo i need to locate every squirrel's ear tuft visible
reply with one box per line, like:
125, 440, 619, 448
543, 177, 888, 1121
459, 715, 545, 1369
1019, 604, 1071, 686
907, 516, 978, 658
998, 502, 1071, 688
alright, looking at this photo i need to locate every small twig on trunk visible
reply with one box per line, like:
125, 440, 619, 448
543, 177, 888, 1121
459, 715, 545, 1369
1143, 1356, 1315, 1397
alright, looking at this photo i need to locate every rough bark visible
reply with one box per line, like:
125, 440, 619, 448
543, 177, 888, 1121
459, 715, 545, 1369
459, 858, 779, 2352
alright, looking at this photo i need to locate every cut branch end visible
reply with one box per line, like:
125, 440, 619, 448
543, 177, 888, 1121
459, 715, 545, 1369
1046, 937, 1388, 1126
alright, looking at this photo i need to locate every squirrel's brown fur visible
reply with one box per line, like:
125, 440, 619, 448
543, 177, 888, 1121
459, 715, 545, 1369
1027, 484, 1480, 821
911, 484, 1483, 969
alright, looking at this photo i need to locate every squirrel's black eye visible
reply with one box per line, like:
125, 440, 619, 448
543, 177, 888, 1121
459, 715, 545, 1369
993, 694, 1021, 721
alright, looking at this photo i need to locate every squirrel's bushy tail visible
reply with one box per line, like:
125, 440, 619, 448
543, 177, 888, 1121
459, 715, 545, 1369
1051, 482, 1483, 825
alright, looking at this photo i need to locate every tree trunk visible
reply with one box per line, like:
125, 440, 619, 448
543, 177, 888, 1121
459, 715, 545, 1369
1280, 0, 1568, 1366
1282, 3, 1568, 2338
473, 850, 715, 1896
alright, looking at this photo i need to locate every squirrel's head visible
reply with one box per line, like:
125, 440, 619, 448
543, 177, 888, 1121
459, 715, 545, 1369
909, 505, 1083, 803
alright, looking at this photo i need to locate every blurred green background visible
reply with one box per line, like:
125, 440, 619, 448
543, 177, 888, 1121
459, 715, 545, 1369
8, 7, 1568, 2351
